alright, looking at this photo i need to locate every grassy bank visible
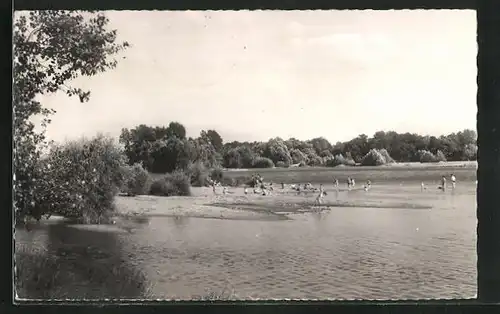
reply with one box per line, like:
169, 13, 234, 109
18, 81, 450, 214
222, 163, 477, 185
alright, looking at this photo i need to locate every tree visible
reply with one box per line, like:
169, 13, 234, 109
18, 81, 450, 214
463, 143, 478, 161
149, 137, 193, 173
290, 148, 308, 165
166, 121, 186, 139
308, 137, 332, 155
13, 11, 129, 220
205, 130, 223, 152
193, 131, 220, 168
285, 138, 313, 151
223, 148, 243, 169
119, 125, 156, 167
263, 137, 293, 166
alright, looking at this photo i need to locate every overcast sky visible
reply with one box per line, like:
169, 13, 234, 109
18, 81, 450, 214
29, 10, 477, 144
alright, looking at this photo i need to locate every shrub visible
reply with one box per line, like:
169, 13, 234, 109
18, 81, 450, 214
290, 149, 308, 165
251, 157, 274, 168
416, 150, 438, 163
149, 170, 191, 196
436, 150, 447, 162
210, 167, 224, 182
186, 162, 210, 187
275, 161, 288, 168
326, 154, 355, 167
378, 149, 395, 164
33, 134, 127, 224
307, 155, 324, 167
123, 163, 152, 196
361, 149, 395, 166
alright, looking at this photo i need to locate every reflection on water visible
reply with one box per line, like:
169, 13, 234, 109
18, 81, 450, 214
170, 216, 191, 229
16, 183, 477, 300
15, 221, 150, 299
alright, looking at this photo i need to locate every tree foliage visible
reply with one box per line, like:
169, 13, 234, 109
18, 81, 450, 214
166, 121, 186, 140
34, 135, 127, 223
13, 11, 129, 220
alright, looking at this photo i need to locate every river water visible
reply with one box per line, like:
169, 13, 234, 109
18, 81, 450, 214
15, 182, 477, 300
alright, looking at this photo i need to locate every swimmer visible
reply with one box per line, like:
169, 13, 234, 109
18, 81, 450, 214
421, 182, 426, 191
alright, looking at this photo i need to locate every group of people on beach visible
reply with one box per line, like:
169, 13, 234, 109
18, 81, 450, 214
210, 171, 459, 204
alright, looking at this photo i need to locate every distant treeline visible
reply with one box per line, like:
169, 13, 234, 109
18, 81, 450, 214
119, 123, 477, 173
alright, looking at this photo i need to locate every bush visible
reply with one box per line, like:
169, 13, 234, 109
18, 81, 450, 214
416, 150, 438, 163
436, 150, 447, 162
149, 170, 191, 196
307, 155, 324, 167
361, 149, 395, 166
290, 149, 308, 165
326, 154, 355, 167
275, 161, 288, 168
251, 157, 274, 168
378, 149, 395, 164
123, 163, 152, 195
210, 167, 224, 182
33, 134, 127, 224
186, 162, 210, 187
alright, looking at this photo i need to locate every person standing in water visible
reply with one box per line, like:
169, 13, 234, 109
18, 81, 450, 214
364, 179, 371, 191
315, 184, 325, 206
450, 174, 456, 190
347, 177, 351, 190
441, 175, 447, 192
211, 179, 217, 194
333, 178, 339, 189
260, 180, 267, 196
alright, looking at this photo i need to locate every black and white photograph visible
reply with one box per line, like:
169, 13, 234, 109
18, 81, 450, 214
13, 9, 478, 300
